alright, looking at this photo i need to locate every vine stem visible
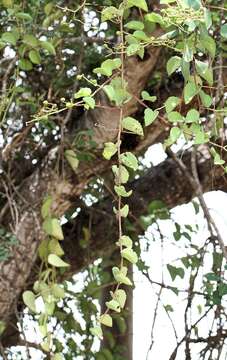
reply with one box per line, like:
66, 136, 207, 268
117, 15, 125, 269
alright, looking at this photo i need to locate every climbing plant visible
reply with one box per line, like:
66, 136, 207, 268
0, 0, 227, 359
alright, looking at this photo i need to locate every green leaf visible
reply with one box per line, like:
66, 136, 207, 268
99, 314, 113, 327
18, 59, 33, 71
114, 204, 129, 218
113, 289, 127, 308
2, 32, 17, 45
48, 254, 69, 268
112, 165, 129, 184
165, 96, 180, 113
41, 196, 53, 219
199, 90, 212, 108
90, 326, 103, 339
114, 185, 132, 197
52, 354, 64, 360
44, 300, 55, 315
38, 239, 49, 260
181, 59, 190, 81
141, 91, 157, 102
93, 58, 121, 77
195, 60, 213, 85
170, 127, 181, 142
184, 81, 198, 104
44, 2, 54, 15
126, 43, 141, 56
127, 0, 148, 12
167, 264, 185, 281
43, 218, 64, 240
65, 150, 79, 172
168, 111, 184, 123
122, 116, 144, 136
103, 142, 118, 160
191, 124, 208, 144
186, 109, 200, 123
51, 284, 65, 299
24, 34, 38, 47
145, 13, 163, 24
144, 108, 159, 126
120, 152, 138, 171
2, 0, 13, 7
115, 316, 127, 334
15, 12, 33, 22
112, 266, 132, 286
103, 78, 130, 106
117, 235, 133, 248
121, 248, 138, 264
185, 0, 201, 10
166, 56, 181, 76
200, 34, 216, 58
22, 291, 36, 313
183, 42, 193, 62
74, 87, 92, 99
133, 30, 149, 41
103, 85, 115, 103
29, 50, 41, 64
40, 40, 56, 55
101, 6, 119, 22
221, 24, 227, 39
83, 96, 95, 109
204, 8, 212, 29
125, 20, 144, 30
106, 300, 121, 313
48, 239, 64, 256
210, 147, 225, 165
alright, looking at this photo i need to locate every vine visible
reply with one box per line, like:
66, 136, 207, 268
9, 0, 226, 356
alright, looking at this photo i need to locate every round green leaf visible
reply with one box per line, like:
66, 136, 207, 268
18, 59, 33, 71
43, 218, 64, 240
29, 49, 41, 64
40, 40, 56, 55
74, 87, 92, 99
65, 150, 79, 172
144, 108, 159, 126
103, 142, 118, 160
2, 32, 17, 45
166, 56, 181, 76
184, 81, 198, 104
165, 97, 180, 113
90, 326, 103, 339
112, 165, 129, 184
99, 314, 113, 327
120, 152, 138, 171
106, 299, 121, 312
122, 116, 144, 136
121, 248, 138, 264
114, 185, 132, 197
22, 290, 36, 313
113, 289, 127, 308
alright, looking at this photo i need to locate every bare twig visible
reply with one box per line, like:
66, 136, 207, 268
1, 57, 17, 97
167, 148, 227, 261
